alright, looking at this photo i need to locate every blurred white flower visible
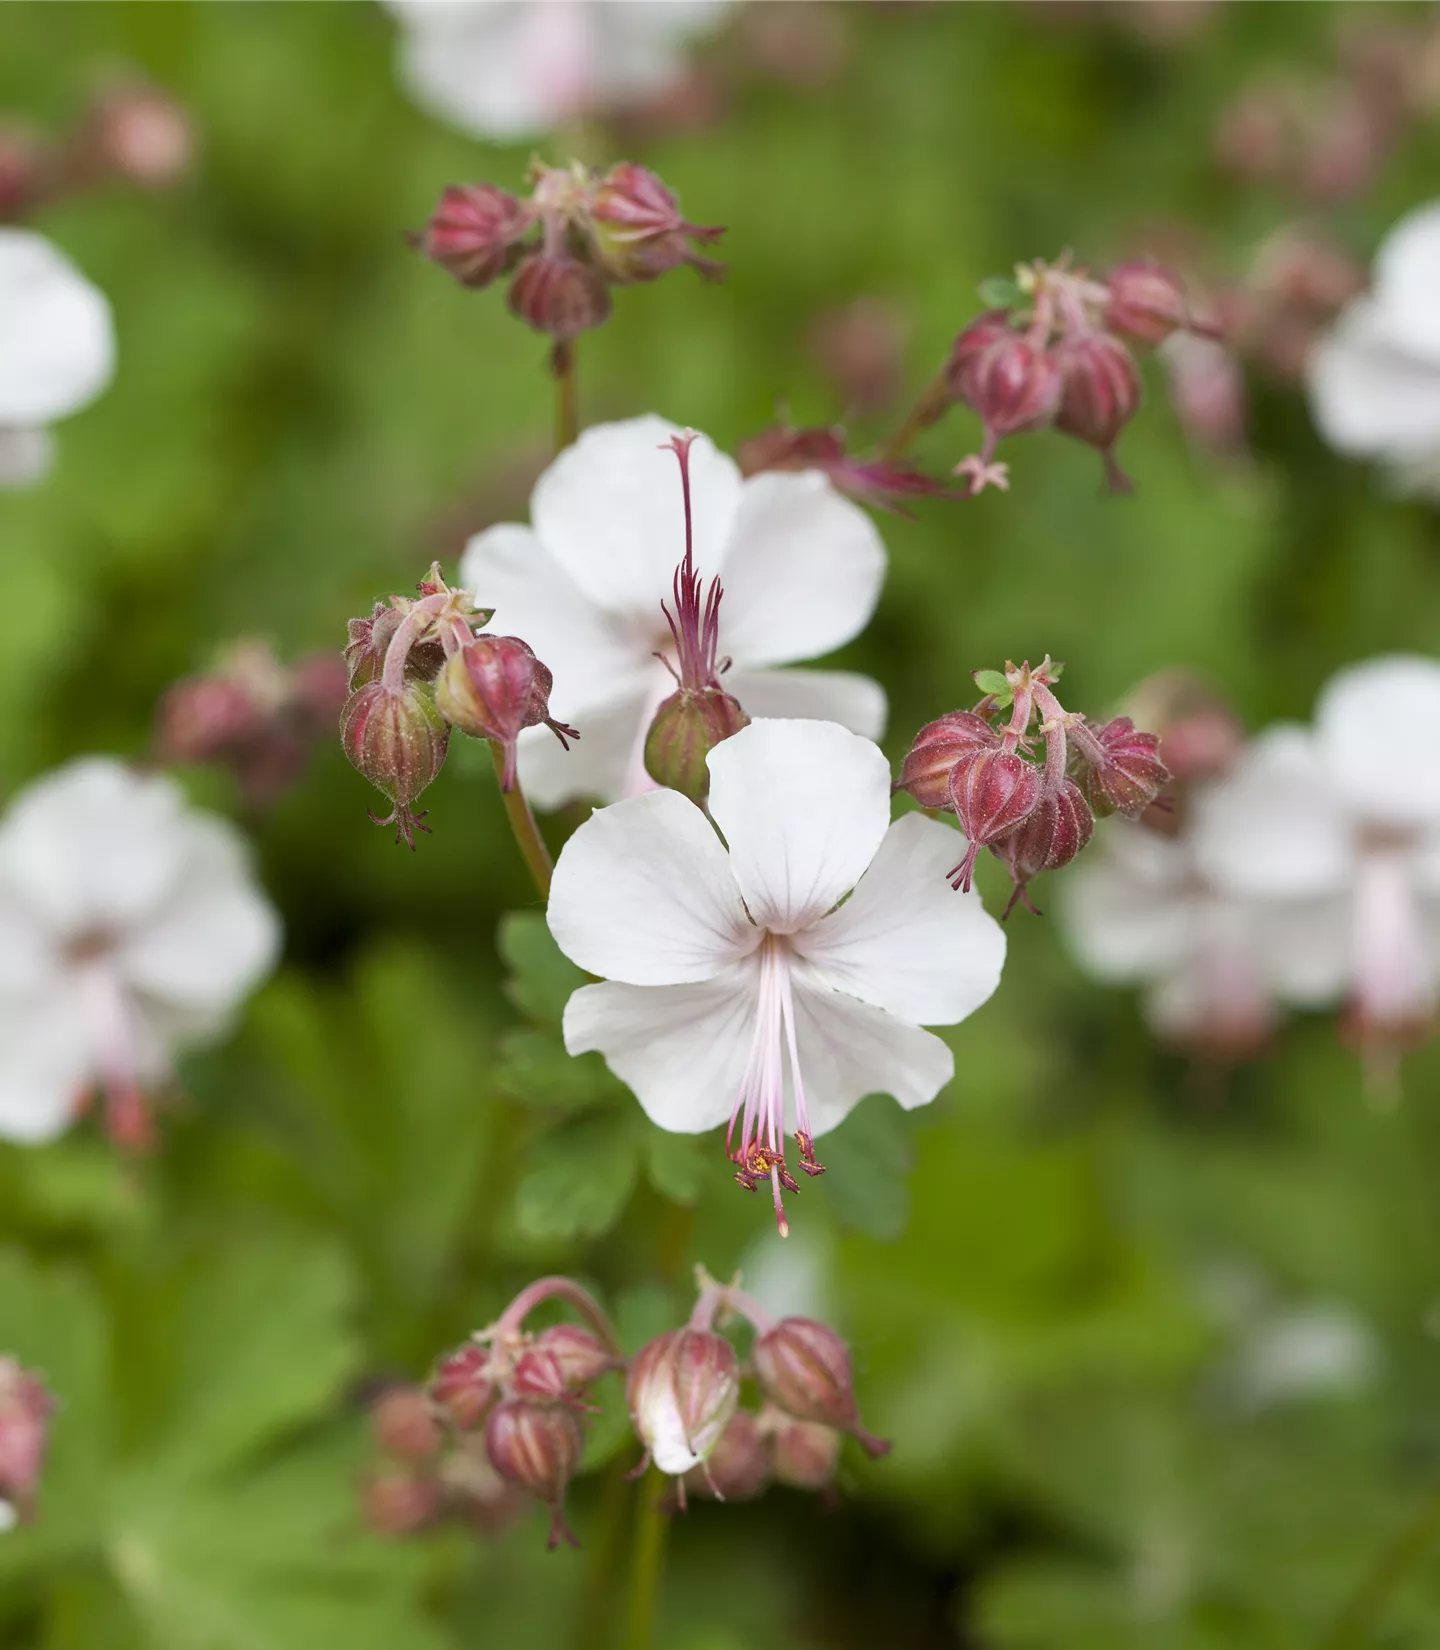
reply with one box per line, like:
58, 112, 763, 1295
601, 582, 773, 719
385, 0, 730, 141
460, 416, 887, 807
0, 758, 281, 1146
548, 718, 1006, 1233
1307, 200, 1440, 497
0, 229, 115, 488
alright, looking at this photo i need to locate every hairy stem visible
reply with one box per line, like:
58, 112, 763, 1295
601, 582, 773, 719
493, 1275, 621, 1353
552, 339, 578, 454
1319, 1485, 1440, 1650
490, 740, 553, 900
620, 1468, 670, 1650
879, 369, 952, 462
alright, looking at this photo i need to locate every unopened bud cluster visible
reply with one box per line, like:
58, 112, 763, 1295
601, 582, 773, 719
340, 562, 575, 846
898, 656, 1170, 914
414, 159, 724, 344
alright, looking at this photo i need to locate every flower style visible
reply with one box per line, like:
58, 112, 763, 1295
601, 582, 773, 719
459, 417, 887, 807
0, 758, 280, 1146
0, 229, 114, 487
547, 719, 1007, 1232
1307, 201, 1440, 497
385, 0, 731, 142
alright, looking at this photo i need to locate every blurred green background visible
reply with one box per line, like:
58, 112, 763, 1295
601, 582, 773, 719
4, 2, 1440, 1646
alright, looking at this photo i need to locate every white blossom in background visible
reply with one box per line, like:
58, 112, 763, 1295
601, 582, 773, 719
385, 0, 731, 141
547, 719, 1006, 1233
0, 758, 280, 1146
0, 229, 115, 488
1307, 200, 1440, 498
461, 416, 887, 807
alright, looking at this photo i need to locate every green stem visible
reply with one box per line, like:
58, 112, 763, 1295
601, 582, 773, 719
553, 339, 579, 454
1319, 1485, 1440, 1650
879, 368, 952, 462
620, 1468, 670, 1650
490, 741, 553, 899
574, 1456, 631, 1650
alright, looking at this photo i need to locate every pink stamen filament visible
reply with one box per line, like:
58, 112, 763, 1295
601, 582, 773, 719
661, 432, 725, 692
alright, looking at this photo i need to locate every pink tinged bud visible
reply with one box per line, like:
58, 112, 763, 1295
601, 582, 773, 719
0, 132, 39, 219
895, 711, 1001, 810
946, 747, 1044, 892
751, 1318, 889, 1460
643, 687, 750, 804
626, 1329, 740, 1479
957, 331, 1064, 474
1104, 261, 1195, 348
765, 1411, 841, 1492
483, 1397, 585, 1549
993, 778, 1094, 917
340, 680, 449, 848
371, 1386, 443, 1462
432, 1345, 497, 1431
1075, 716, 1170, 818
361, 1470, 441, 1536
1054, 332, 1143, 494
589, 161, 726, 284
682, 1409, 770, 1503
91, 87, 192, 188
290, 652, 351, 732
157, 676, 262, 764
508, 250, 611, 341
513, 1324, 619, 1402
417, 183, 530, 288
435, 635, 576, 791
345, 604, 445, 689
0, 1360, 51, 1523
943, 310, 1017, 401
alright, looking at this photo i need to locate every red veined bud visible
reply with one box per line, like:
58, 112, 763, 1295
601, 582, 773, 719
508, 250, 611, 341
512, 1324, 618, 1402
946, 747, 1044, 892
1104, 260, 1194, 347
1054, 332, 1143, 494
483, 1397, 586, 1549
0, 1360, 51, 1524
955, 329, 1063, 456
588, 161, 725, 284
895, 711, 1001, 810
943, 310, 1017, 401
644, 686, 750, 804
290, 652, 351, 732
345, 603, 445, 689
1073, 715, 1171, 818
431, 1344, 497, 1430
360, 1469, 441, 1536
435, 634, 577, 791
751, 1318, 889, 1459
764, 1408, 841, 1491
681, 1408, 770, 1503
341, 680, 449, 847
992, 777, 1094, 916
416, 183, 531, 288
627, 1329, 740, 1479
157, 676, 262, 764
370, 1385, 442, 1462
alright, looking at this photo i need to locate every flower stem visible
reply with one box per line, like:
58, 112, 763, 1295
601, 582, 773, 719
489, 740, 553, 900
1318, 1485, 1440, 1650
492, 1274, 622, 1354
552, 339, 578, 454
620, 1468, 670, 1650
879, 369, 951, 462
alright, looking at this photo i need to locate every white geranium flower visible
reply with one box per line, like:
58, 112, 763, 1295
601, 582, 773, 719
0, 230, 115, 488
0, 758, 281, 1146
460, 416, 887, 807
547, 719, 1006, 1233
385, 0, 730, 141
1307, 201, 1440, 497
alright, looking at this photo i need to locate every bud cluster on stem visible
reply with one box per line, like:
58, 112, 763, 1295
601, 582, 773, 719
0, 1358, 51, 1528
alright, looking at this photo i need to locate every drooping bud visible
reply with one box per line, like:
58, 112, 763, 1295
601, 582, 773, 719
370, 1386, 442, 1463
763, 1408, 842, 1491
943, 310, 1018, 402
340, 680, 449, 848
431, 1344, 497, 1430
0, 1359, 51, 1526
946, 748, 1044, 891
1054, 332, 1143, 493
361, 1469, 441, 1536
1103, 261, 1195, 348
751, 1318, 889, 1460
588, 161, 726, 284
627, 1329, 740, 1480
157, 675, 261, 764
1072, 715, 1170, 818
644, 687, 749, 804
512, 1324, 619, 1402
345, 603, 446, 690
992, 777, 1094, 916
416, 183, 530, 288
680, 1408, 770, 1503
483, 1397, 585, 1550
508, 250, 611, 341
434, 634, 577, 792
954, 328, 1063, 453
895, 711, 1001, 810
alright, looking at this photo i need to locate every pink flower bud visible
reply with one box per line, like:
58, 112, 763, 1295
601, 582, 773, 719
508, 250, 611, 341
626, 1329, 740, 1479
751, 1318, 889, 1460
0, 131, 41, 218
946, 747, 1044, 892
943, 310, 1017, 401
588, 161, 725, 284
1074, 715, 1170, 818
764, 1410, 841, 1491
340, 680, 449, 848
643, 686, 750, 804
157, 676, 262, 764
992, 777, 1094, 915
345, 604, 445, 690
371, 1386, 442, 1462
954, 329, 1063, 477
431, 1344, 497, 1431
681, 1408, 770, 1503
361, 1469, 441, 1536
1054, 332, 1143, 493
435, 634, 576, 791
895, 711, 1001, 810
0, 1360, 51, 1524
1104, 261, 1194, 347
290, 652, 351, 732
513, 1324, 619, 1402
90, 86, 192, 188
483, 1397, 585, 1549
417, 184, 530, 289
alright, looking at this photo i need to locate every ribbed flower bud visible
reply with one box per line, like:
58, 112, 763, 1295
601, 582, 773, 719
508, 250, 611, 341
0, 1360, 51, 1525
764, 1409, 841, 1491
895, 711, 1001, 810
946, 747, 1044, 892
513, 1324, 618, 1401
431, 1344, 497, 1430
345, 604, 446, 689
417, 183, 530, 288
1103, 261, 1193, 347
1054, 332, 1143, 493
341, 681, 449, 847
370, 1386, 442, 1462
588, 162, 725, 284
627, 1329, 740, 1478
943, 310, 1017, 401
955, 330, 1063, 449
1073, 715, 1171, 818
644, 686, 750, 804
752, 1318, 889, 1460
435, 634, 575, 791
361, 1470, 441, 1536
483, 1397, 585, 1549
681, 1408, 770, 1503
993, 778, 1094, 914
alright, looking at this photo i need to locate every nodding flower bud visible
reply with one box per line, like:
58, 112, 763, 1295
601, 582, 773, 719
943, 310, 1018, 401
1103, 261, 1195, 348
1072, 715, 1171, 818
341, 680, 449, 848
992, 778, 1094, 916
588, 162, 726, 285
681, 1408, 770, 1503
1054, 332, 1143, 494
512, 1324, 618, 1402
644, 686, 750, 804
508, 250, 611, 341
361, 1469, 441, 1536
0, 1359, 51, 1526
345, 604, 446, 690
946, 748, 1044, 892
483, 1397, 585, 1550
416, 183, 530, 289
434, 634, 577, 792
895, 711, 1001, 810
431, 1344, 497, 1431
955, 329, 1063, 457
371, 1386, 443, 1463
764, 1409, 842, 1491
751, 1318, 889, 1460
627, 1329, 740, 1482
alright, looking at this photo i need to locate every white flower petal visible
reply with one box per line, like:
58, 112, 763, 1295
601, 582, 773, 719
1060, 828, 1194, 982
796, 813, 1005, 1024
1307, 297, 1440, 457
548, 788, 756, 984
562, 966, 756, 1133
718, 472, 886, 668
514, 681, 654, 808
706, 720, 891, 935
1251, 896, 1353, 1008
1371, 199, 1440, 365
530, 417, 742, 617
1190, 727, 1352, 901
0, 998, 90, 1145
1315, 654, 1440, 828
723, 665, 886, 741
787, 969, 954, 1136
0, 426, 54, 488
0, 230, 114, 427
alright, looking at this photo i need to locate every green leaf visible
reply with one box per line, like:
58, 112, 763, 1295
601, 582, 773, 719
972, 669, 1013, 707
495, 1028, 626, 1113
498, 911, 587, 1026
818, 1098, 914, 1240
513, 1117, 639, 1245
642, 1130, 706, 1207
977, 274, 1023, 309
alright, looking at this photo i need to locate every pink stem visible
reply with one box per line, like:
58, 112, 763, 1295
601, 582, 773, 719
494, 1276, 622, 1354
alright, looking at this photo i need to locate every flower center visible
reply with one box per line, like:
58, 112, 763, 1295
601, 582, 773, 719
726, 932, 824, 1237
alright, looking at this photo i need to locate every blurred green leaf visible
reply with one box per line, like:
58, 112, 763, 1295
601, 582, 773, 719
643, 1130, 706, 1208
977, 274, 1024, 309
818, 1098, 914, 1240
495, 1028, 624, 1114
513, 1117, 639, 1245
498, 912, 586, 1028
